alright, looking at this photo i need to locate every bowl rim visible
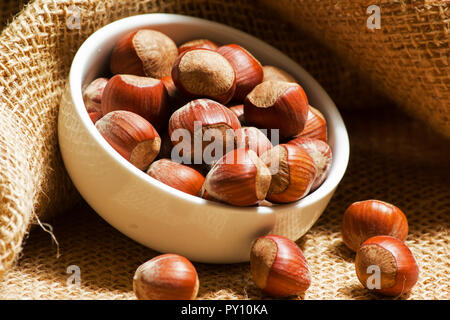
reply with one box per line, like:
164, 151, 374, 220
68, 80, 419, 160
67, 13, 350, 215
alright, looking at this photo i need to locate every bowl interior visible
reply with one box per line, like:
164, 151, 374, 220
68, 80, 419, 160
69, 13, 349, 214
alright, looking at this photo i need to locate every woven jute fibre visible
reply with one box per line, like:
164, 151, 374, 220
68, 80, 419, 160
262, 0, 450, 139
0, 0, 448, 299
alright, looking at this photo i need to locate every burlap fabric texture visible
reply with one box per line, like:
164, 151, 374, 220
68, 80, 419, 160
0, 0, 448, 299
262, 0, 450, 139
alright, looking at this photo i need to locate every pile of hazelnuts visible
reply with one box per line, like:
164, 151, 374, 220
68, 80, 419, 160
82, 29, 332, 207
132, 199, 419, 300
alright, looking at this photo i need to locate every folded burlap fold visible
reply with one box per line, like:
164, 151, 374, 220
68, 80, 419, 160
0, 0, 448, 299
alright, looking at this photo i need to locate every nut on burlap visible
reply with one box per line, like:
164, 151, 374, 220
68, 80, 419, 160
0, 0, 448, 299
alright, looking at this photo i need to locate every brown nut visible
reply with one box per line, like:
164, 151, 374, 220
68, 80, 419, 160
216, 44, 263, 101
200, 189, 220, 202
133, 254, 199, 300
244, 80, 309, 139
168, 99, 241, 163
88, 111, 103, 124
228, 104, 245, 124
203, 148, 271, 206
178, 39, 219, 54
95, 110, 160, 170
160, 75, 190, 112
262, 65, 296, 83
82, 77, 108, 113
250, 235, 311, 297
235, 127, 273, 157
101, 74, 169, 131
355, 236, 419, 296
171, 48, 236, 104
147, 159, 205, 196
286, 137, 332, 191
260, 144, 317, 203
341, 200, 409, 252
110, 29, 178, 78
296, 106, 327, 142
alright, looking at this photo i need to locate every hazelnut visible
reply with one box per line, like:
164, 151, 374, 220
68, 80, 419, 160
200, 189, 220, 202
341, 200, 409, 252
250, 235, 311, 297
178, 39, 218, 54
228, 104, 245, 124
171, 48, 236, 104
133, 254, 199, 300
262, 65, 296, 83
101, 74, 169, 131
110, 29, 178, 78
260, 144, 317, 203
168, 99, 241, 163
160, 75, 190, 112
216, 44, 264, 101
203, 148, 271, 206
95, 110, 160, 170
147, 159, 205, 196
82, 77, 108, 113
88, 111, 103, 124
296, 106, 328, 142
235, 127, 273, 157
355, 235, 419, 296
244, 80, 309, 139
286, 137, 332, 191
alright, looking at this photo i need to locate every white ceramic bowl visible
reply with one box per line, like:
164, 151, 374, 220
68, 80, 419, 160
58, 13, 349, 263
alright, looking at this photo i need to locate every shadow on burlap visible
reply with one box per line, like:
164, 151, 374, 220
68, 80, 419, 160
0, 0, 448, 299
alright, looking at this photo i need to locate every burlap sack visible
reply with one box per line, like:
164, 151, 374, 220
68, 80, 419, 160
0, 0, 448, 299
262, 0, 450, 139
